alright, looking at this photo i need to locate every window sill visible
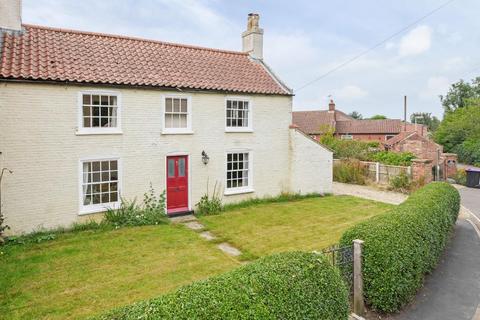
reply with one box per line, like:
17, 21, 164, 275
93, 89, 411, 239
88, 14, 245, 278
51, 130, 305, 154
76, 129, 123, 136
162, 130, 194, 135
79, 202, 120, 215
225, 128, 254, 133
224, 188, 255, 196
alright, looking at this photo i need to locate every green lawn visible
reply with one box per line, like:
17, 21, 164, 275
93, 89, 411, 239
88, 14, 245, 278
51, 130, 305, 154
0, 225, 238, 320
0, 195, 393, 319
199, 195, 393, 258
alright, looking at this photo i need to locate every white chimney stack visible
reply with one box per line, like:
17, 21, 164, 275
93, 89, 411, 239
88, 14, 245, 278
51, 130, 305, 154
0, 0, 22, 32
242, 13, 263, 60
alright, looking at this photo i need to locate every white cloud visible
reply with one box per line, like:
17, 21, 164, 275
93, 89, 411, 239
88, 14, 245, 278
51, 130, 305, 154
399, 25, 432, 57
334, 85, 368, 100
419, 76, 450, 100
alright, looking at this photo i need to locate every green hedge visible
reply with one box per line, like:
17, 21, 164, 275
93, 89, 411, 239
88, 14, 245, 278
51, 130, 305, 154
95, 252, 349, 320
339, 182, 460, 313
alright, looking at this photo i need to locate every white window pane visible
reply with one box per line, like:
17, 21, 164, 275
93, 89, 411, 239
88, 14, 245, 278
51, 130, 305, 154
181, 99, 188, 113
173, 99, 180, 112
165, 114, 173, 128
83, 94, 91, 105
92, 95, 100, 105
179, 114, 187, 128
166, 98, 173, 112
173, 114, 180, 128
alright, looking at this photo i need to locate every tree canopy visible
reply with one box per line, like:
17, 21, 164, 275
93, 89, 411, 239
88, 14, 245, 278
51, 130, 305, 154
410, 112, 440, 132
434, 99, 480, 165
370, 115, 387, 120
440, 77, 480, 112
348, 111, 363, 119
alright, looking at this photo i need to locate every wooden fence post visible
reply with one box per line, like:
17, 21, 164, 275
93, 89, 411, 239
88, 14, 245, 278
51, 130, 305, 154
375, 162, 380, 183
353, 239, 365, 316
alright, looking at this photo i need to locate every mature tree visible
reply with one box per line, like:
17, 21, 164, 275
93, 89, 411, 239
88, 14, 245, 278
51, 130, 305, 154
440, 77, 480, 112
410, 112, 440, 132
348, 111, 363, 119
369, 115, 387, 120
434, 99, 480, 165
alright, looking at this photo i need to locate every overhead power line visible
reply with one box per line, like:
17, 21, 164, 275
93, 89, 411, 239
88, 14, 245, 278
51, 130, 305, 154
295, 0, 457, 92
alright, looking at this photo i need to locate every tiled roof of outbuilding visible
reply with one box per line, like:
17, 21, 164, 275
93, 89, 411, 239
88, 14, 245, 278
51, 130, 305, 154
0, 25, 291, 95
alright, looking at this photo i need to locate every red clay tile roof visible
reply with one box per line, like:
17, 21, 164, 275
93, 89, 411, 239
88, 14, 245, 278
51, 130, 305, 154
0, 25, 290, 95
292, 111, 336, 134
336, 119, 403, 134
384, 131, 417, 146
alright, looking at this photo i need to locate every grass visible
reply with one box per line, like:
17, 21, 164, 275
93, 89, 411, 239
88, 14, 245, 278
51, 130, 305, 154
0, 225, 238, 320
199, 195, 393, 259
0, 195, 393, 319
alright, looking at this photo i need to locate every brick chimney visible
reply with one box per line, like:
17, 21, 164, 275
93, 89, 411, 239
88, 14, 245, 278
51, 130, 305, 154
328, 99, 336, 112
0, 0, 22, 32
242, 13, 264, 60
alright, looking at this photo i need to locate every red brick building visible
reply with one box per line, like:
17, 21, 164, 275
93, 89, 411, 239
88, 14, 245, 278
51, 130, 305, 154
292, 100, 428, 143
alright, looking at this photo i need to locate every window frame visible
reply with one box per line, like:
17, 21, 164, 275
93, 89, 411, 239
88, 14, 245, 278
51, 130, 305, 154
224, 150, 254, 195
161, 94, 193, 135
385, 135, 396, 141
225, 97, 253, 133
78, 157, 122, 215
341, 134, 353, 140
76, 91, 122, 135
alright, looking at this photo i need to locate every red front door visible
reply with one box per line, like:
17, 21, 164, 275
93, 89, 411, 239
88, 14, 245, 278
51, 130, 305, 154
166, 156, 189, 214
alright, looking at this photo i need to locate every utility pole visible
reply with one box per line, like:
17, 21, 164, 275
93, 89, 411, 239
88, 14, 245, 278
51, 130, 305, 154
404, 96, 407, 132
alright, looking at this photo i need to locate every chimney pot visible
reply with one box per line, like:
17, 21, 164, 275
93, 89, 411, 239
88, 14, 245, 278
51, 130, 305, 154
328, 99, 336, 112
242, 13, 264, 60
0, 0, 22, 32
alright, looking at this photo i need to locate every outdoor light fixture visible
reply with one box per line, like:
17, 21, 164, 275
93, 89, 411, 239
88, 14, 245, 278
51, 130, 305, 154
201, 151, 210, 165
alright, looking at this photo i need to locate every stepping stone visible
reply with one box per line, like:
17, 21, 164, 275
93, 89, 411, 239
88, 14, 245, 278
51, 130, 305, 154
217, 243, 242, 257
184, 221, 205, 231
199, 231, 216, 241
170, 215, 197, 224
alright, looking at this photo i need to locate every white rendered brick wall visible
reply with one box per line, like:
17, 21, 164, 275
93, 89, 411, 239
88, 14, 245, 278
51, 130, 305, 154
0, 83, 294, 233
289, 129, 333, 194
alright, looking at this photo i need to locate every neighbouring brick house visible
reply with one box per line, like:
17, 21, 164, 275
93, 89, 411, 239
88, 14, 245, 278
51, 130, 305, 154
0, 2, 333, 234
385, 132, 458, 181
292, 100, 428, 142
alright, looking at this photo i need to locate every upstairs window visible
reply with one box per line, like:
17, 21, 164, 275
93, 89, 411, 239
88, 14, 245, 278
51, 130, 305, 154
78, 92, 121, 134
226, 98, 252, 132
163, 96, 192, 134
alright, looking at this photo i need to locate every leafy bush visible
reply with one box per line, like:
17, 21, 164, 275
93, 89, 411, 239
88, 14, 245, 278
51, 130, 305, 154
94, 252, 350, 320
388, 172, 411, 193
339, 183, 460, 313
370, 151, 416, 166
333, 159, 367, 185
452, 169, 467, 186
196, 181, 223, 215
105, 185, 167, 228
319, 129, 379, 160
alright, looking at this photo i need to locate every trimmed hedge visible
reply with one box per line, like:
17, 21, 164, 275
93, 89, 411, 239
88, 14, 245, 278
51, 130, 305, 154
339, 182, 460, 313
95, 252, 349, 320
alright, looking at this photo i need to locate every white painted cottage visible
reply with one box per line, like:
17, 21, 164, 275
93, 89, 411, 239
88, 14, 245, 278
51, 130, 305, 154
0, 0, 332, 234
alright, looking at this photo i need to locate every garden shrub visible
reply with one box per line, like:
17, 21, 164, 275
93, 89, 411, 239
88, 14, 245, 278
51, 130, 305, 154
333, 159, 367, 185
452, 169, 467, 186
95, 252, 350, 320
196, 181, 223, 215
370, 151, 416, 166
339, 182, 460, 313
388, 172, 411, 193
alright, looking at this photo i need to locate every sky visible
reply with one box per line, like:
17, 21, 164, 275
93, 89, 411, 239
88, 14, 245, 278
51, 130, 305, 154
22, 0, 480, 119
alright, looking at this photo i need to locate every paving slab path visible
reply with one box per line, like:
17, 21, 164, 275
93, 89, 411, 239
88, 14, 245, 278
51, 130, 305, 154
170, 215, 242, 258
332, 182, 407, 205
